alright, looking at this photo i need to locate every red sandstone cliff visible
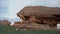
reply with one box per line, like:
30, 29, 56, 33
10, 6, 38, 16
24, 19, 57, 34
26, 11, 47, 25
15, 6, 60, 30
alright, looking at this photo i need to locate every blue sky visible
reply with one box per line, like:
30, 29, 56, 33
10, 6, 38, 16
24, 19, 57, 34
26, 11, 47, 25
0, 0, 60, 22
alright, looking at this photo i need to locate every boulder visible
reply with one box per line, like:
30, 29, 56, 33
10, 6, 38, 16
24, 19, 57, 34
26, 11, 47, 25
16, 6, 60, 30
17, 6, 60, 27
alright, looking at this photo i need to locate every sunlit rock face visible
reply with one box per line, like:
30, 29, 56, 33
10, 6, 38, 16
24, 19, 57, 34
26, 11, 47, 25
17, 6, 60, 18
0, 20, 11, 26
17, 6, 60, 30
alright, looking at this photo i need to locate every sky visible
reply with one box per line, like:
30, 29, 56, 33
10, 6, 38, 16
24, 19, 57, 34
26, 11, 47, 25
0, 0, 60, 22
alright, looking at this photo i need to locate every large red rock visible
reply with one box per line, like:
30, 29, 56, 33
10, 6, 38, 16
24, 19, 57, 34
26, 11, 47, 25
17, 6, 60, 27
16, 6, 60, 30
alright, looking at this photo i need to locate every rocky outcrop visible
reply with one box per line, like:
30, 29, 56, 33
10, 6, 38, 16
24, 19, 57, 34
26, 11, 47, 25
16, 6, 60, 30
0, 20, 11, 26
13, 21, 57, 31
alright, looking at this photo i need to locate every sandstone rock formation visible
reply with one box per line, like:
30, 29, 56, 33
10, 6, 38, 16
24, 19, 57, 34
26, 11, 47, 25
13, 21, 57, 31
16, 6, 60, 30
0, 20, 11, 26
